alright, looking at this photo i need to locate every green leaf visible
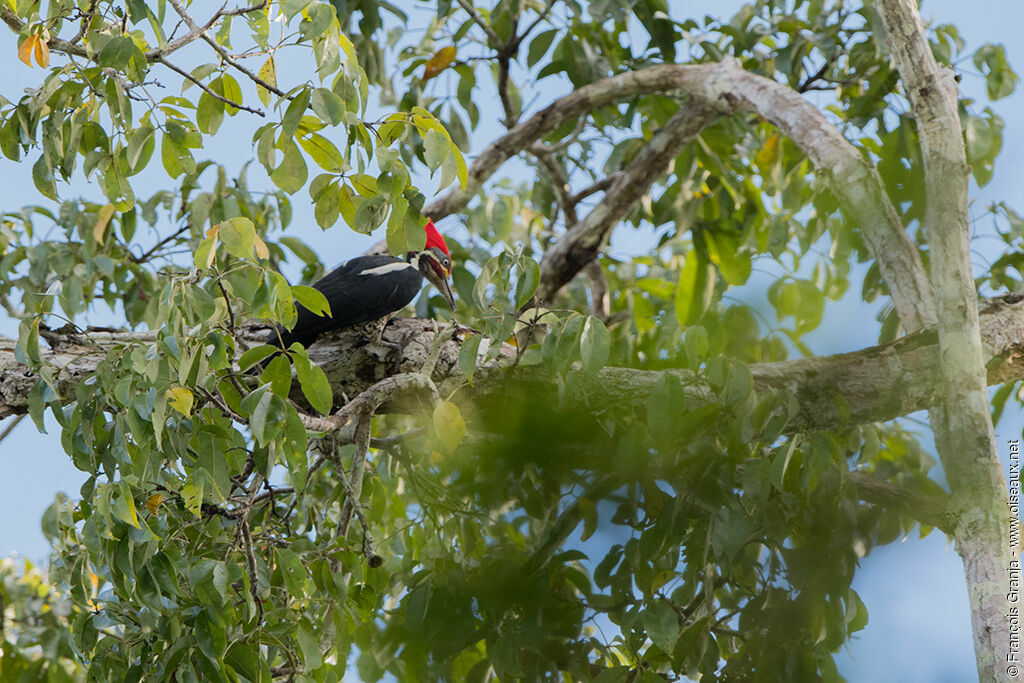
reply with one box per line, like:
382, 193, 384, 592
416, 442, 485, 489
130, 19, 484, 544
162, 132, 195, 178
260, 353, 293, 399
292, 347, 333, 415
296, 625, 323, 670
457, 333, 482, 384
683, 326, 709, 367
196, 91, 225, 135
112, 481, 140, 529
27, 380, 48, 432
770, 438, 799, 490
706, 230, 751, 286
291, 285, 331, 318
239, 344, 278, 372
281, 88, 312, 138
527, 29, 558, 67
270, 139, 308, 194
299, 132, 345, 171
195, 612, 227, 662
723, 362, 753, 407
126, 125, 156, 170
423, 127, 449, 172
514, 257, 540, 310
311, 87, 345, 125
218, 216, 257, 259
579, 316, 610, 376
675, 251, 715, 326
644, 599, 680, 653
276, 547, 309, 596
32, 156, 57, 201
974, 43, 1019, 100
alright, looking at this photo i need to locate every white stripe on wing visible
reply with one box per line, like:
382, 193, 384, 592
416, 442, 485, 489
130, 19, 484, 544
357, 261, 416, 276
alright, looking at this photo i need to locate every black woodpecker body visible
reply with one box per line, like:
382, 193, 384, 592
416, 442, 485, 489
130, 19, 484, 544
269, 221, 455, 349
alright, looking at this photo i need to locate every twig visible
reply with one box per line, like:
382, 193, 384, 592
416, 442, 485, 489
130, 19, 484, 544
130, 224, 192, 264
155, 56, 265, 116
328, 419, 383, 567
337, 417, 370, 538
370, 427, 425, 449
146, 2, 268, 61
166, 0, 289, 98
0, 415, 25, 444
217, 278, 237, 336
0, 293, 28, 320
453, 0, 502, 47
529, 143, 578, 226
534, 102, 720, 305
297, 373, 438, 434
0, 7, 88, 58
66, 0, 98, 47
584, 261, 610, 321
250, 485, 295, 506
570, 174, 619, 204
239, 516, 264, 626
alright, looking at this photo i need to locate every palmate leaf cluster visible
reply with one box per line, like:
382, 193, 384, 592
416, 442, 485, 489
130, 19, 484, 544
0, 0, 1016, 681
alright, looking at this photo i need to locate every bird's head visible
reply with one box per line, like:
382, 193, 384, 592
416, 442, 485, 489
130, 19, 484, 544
413, 219, 456, 310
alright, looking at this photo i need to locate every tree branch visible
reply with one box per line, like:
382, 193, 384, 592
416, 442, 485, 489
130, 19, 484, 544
453, 0, 503, 47
6, 296, 1024, 442
0, 7, 88, 58
166, 0, 289, 98
423, 60, 936, 332
154, 57, 265, 116
878, 1, 1008, 679
534, 101, 719, 305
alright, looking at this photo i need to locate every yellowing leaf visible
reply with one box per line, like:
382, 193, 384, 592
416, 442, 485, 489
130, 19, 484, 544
112, 483, 141, 529
167, 386, 194, 417
93, 204, 116, 244
432, 400, 466, 452
338, 31, 357, 65
34, 35, 49, 68
18, 34, 37, 67
182, 481, 203, 516
253, 233, 270, 259
422, 46, 457, 82
194, 234, 218, 269
755, 132, 782, 171
145, 493, 165, 515
257, 55, 277, 106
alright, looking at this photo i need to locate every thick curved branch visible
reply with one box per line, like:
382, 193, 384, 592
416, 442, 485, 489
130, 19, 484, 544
424, 60, 935, 332
6, 296, 1024, 434
879, 2, 1006, 680
534, 101, 720, 305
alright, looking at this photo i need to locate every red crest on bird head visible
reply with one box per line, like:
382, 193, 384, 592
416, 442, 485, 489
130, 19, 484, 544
424, 219, 449, 256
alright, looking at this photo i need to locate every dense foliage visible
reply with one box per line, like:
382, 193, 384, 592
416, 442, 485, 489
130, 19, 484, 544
0, 0, 1018, 680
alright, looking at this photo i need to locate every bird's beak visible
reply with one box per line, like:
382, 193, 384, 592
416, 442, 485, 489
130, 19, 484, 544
426, 265, 456, 310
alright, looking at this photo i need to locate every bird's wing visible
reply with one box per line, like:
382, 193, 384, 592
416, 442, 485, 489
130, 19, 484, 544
274, 255, 422, 347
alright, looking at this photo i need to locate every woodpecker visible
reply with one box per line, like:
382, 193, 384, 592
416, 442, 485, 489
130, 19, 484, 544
269, 220, 456, 349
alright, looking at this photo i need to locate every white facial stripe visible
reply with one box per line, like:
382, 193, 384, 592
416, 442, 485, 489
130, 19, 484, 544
358, 261, 416, 276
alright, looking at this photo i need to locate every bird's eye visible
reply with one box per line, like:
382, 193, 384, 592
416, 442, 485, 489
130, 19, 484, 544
443, 258, 450, 269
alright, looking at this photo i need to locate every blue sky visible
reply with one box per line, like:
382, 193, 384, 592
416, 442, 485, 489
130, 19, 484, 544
0, 1, 1022, 680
